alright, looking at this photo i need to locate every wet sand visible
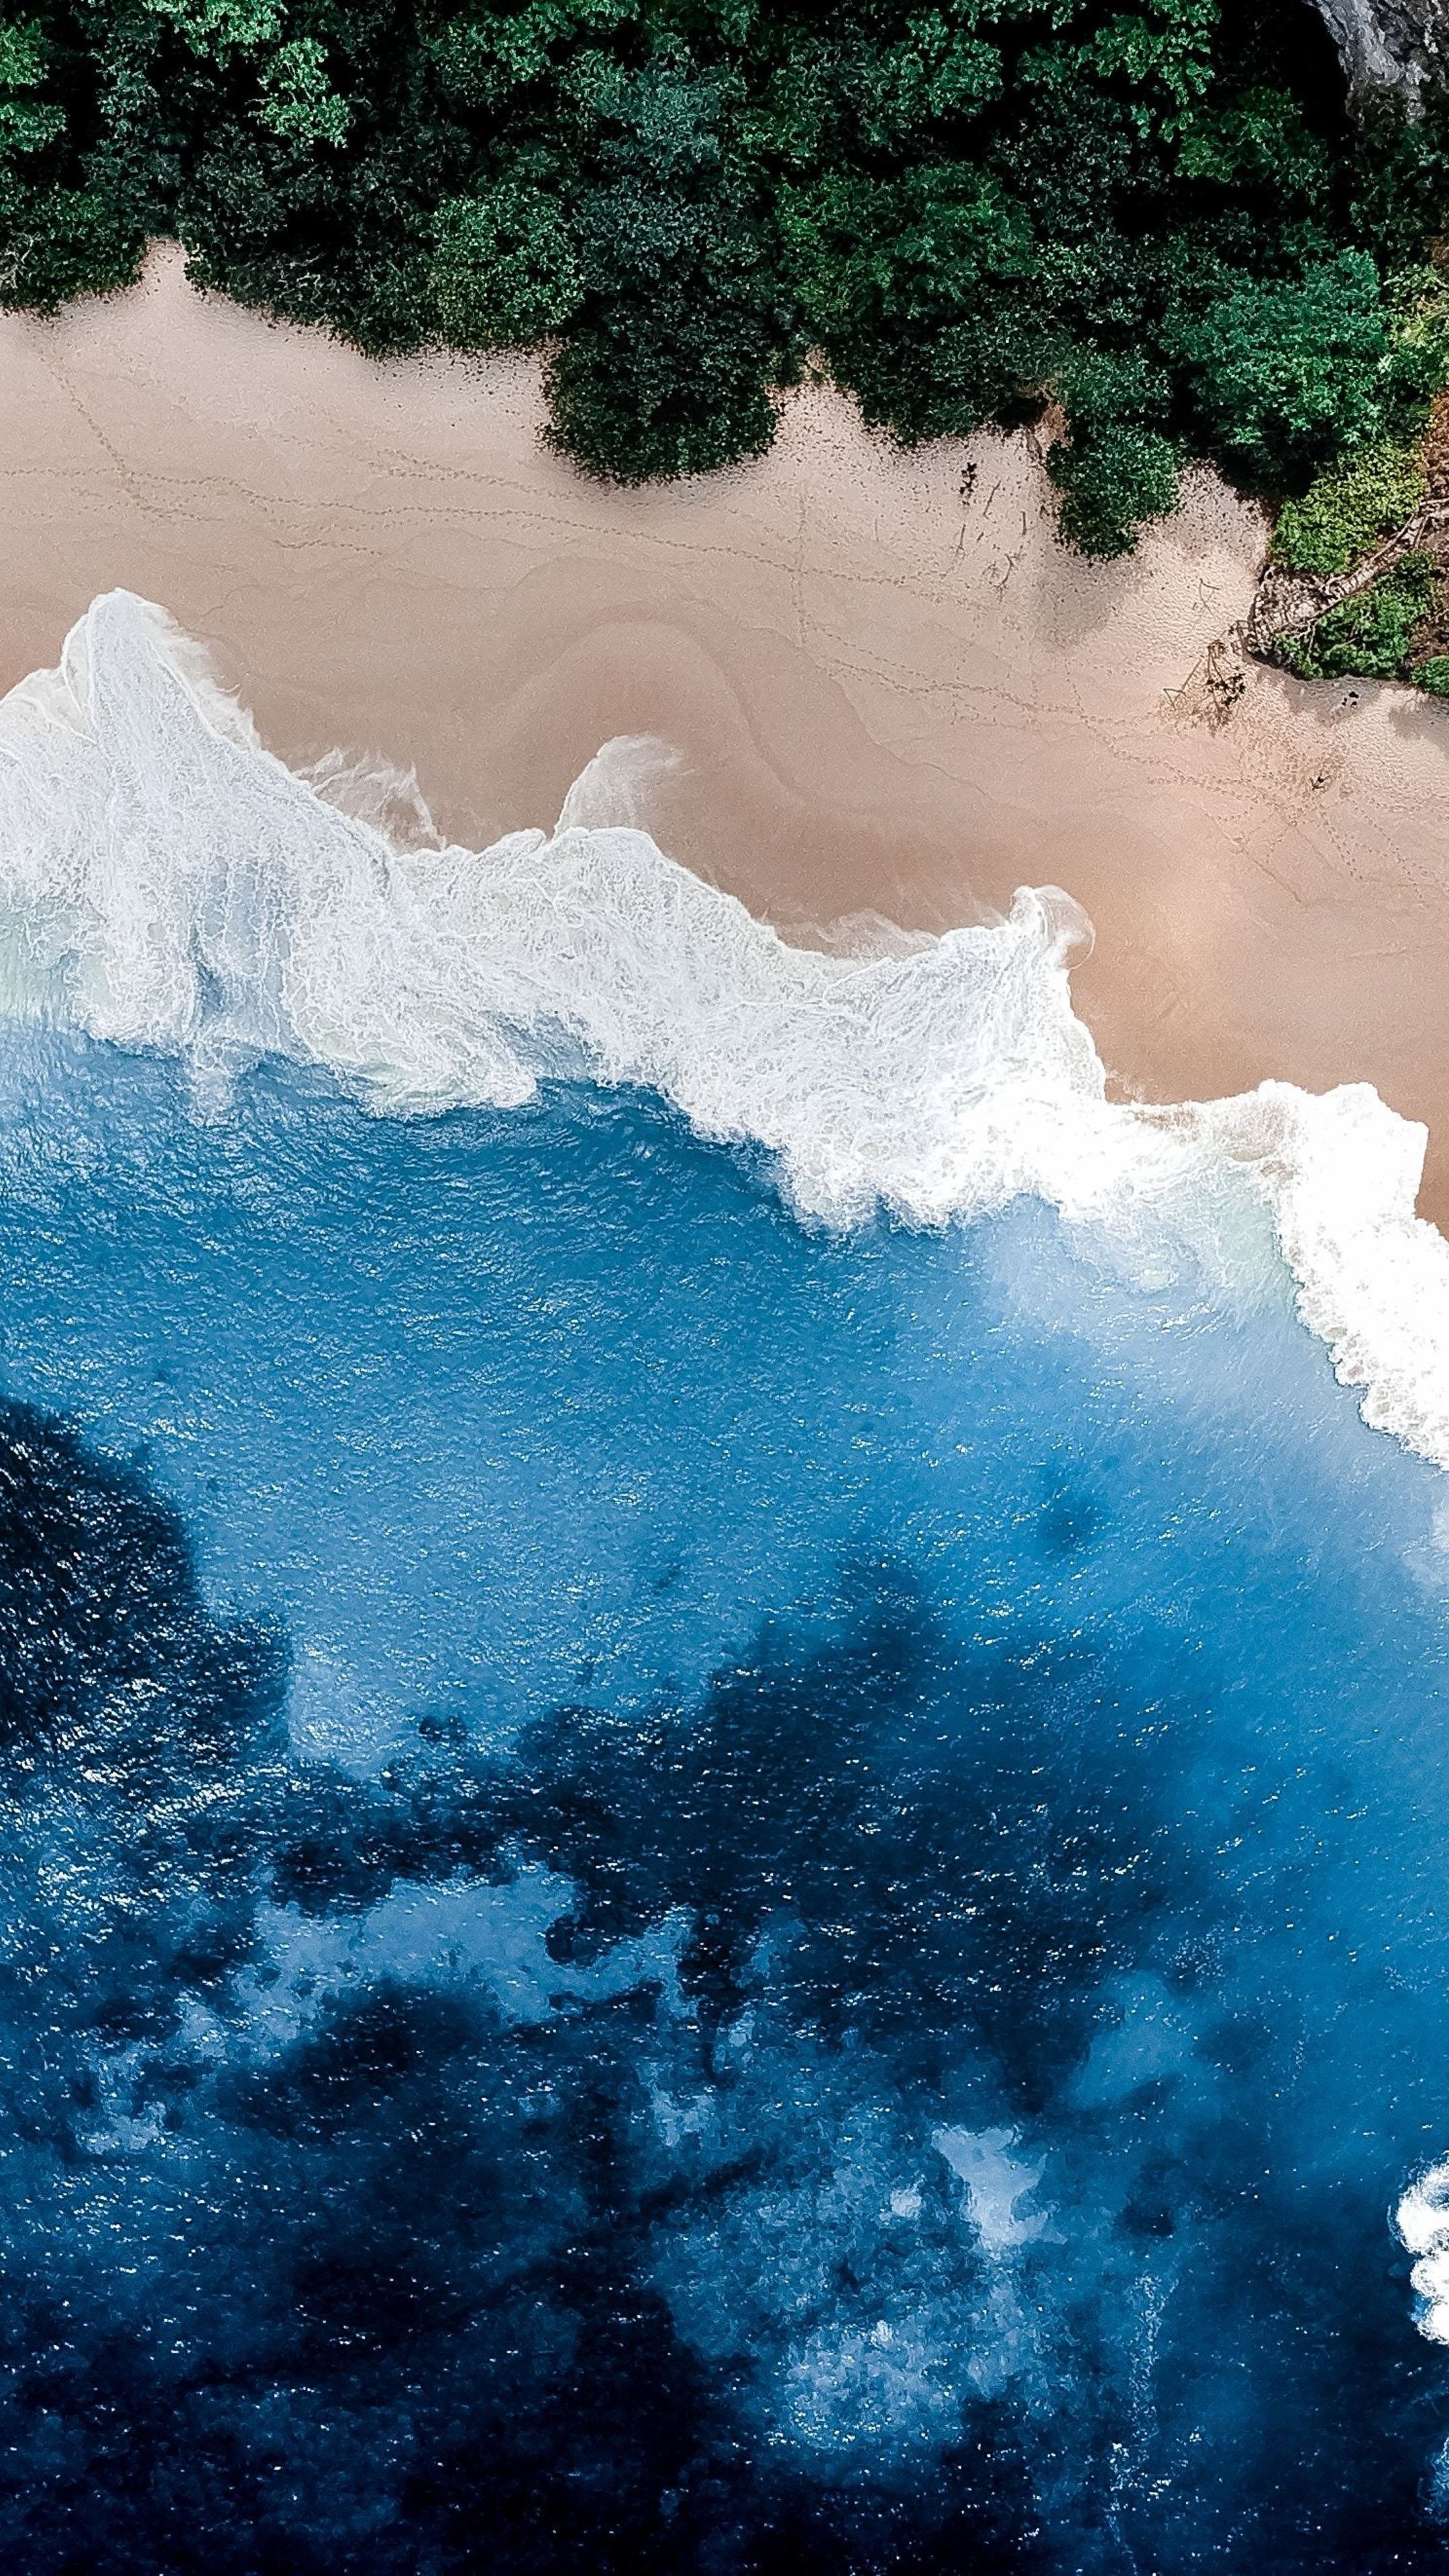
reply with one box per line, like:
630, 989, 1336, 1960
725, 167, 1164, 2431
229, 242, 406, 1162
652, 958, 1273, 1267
3, 244, 1449, 1217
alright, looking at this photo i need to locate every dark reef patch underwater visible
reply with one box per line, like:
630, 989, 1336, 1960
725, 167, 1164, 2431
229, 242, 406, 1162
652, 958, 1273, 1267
0, 1025, 1448, 2573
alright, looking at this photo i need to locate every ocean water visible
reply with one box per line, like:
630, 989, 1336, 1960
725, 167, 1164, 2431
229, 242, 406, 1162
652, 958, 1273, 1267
0, 598, 1448, 2570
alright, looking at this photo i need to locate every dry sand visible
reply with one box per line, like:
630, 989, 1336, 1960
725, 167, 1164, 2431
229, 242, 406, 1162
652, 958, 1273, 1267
3, 244, 1449, 1215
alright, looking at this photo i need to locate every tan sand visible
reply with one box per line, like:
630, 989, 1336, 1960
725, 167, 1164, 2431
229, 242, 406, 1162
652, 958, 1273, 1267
3, 243, 1449, 1215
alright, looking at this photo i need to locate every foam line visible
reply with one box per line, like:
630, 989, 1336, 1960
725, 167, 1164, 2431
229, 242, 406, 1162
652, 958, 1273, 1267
1, 591, 1447, 1465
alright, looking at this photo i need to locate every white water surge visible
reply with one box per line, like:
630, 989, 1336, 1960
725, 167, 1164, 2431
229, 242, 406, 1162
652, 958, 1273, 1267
0, 590, 1446, 1464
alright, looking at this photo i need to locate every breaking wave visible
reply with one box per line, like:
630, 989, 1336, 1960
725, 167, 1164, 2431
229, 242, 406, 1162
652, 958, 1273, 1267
2, 589, 1447, 1462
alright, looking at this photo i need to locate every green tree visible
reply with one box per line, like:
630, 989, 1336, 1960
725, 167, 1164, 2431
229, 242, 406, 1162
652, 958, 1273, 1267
425, 0, 639, 113
140, 0, 281, 51
780, 162, 1043, 442
0, 16, 64, 157
256, 36, 350, 146
432, 178, 582, 343
1048, 423, 1181, 555
0, 11, 147, 309
1173, 251, 1392, 485
545, 52, 782, 480
1047, 350, 1181, 553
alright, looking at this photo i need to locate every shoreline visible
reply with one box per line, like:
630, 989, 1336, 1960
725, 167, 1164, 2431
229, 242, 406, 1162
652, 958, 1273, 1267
4, 246, 1449, 1224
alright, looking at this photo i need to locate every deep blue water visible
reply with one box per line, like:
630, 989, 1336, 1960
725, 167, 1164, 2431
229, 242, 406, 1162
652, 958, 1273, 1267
1, 1025, 1448, 2570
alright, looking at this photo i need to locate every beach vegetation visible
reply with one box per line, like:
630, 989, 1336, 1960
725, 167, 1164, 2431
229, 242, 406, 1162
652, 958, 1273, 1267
1169, 253, 1393, 488
0, 18, 65, 155
542, 52, 782, 478
8, 0, 1449, 558
1277, 551, 1443, 682
1273, 437, 1426, 577
1044, 345, 1182, 555
432, 179, 582, 343
1047, 424, 1182, 559
254, 35, 350, 145
142, 0, 281, 48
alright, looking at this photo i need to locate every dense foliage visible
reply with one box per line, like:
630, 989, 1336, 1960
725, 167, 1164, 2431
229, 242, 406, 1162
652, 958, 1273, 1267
6, 0, 1449, 549
1277, 547, 1442, 679
1272, 431, 1427, 576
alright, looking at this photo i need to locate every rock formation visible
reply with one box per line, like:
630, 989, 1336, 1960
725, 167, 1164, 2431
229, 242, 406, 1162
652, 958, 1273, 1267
1309, 0, 1448, 103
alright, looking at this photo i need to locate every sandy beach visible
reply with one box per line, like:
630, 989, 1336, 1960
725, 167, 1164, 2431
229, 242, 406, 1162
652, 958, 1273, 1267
3, 244, 1448, 1218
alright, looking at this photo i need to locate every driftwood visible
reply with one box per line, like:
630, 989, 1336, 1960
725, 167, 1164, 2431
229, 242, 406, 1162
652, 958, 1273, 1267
1245, 496, 1449, 659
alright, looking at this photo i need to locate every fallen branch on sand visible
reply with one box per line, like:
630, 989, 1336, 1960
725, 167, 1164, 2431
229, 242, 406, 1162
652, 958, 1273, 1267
1246, 499, 1449, 660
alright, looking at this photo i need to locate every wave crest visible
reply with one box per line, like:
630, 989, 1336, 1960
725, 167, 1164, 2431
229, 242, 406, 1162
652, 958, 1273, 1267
1, 590, 1447, 1464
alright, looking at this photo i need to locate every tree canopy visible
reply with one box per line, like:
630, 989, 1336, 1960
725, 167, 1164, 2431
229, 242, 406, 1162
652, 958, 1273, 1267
5, 0, 1449, 550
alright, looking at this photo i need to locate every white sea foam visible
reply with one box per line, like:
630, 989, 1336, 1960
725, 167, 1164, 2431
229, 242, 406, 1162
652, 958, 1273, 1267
1397, 2161, 1449, 2341
933, 2125, 1049, 2255
1, 590, 1447, 1463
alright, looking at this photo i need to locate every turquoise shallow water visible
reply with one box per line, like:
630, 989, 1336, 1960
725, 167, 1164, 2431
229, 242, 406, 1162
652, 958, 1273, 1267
1, 1022, 1448, 2569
